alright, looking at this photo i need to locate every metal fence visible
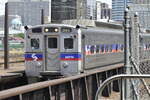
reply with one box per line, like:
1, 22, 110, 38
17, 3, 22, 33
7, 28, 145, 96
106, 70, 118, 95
0, 65, 123, 100
95, 74, 150, 100
98, 6, 150, 100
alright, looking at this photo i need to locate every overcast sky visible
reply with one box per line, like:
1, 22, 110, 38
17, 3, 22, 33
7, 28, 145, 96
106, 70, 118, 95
0, 0, 7, 15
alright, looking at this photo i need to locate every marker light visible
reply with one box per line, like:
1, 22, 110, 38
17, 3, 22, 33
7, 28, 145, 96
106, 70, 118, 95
54, 28, 58, 32
45, 28, 49, 32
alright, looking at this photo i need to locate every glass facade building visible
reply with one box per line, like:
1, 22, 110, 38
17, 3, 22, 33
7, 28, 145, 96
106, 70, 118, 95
130, 0, 150, 29
112, 0, 132, 21
8, 0, 51, 26
86, 0, 96, 20
112, 0, 150, 28
7, 0, 97, 25
51, 0, 77, 23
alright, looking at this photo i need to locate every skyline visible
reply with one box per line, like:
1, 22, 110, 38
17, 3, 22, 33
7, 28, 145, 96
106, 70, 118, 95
0, 0, 112, 15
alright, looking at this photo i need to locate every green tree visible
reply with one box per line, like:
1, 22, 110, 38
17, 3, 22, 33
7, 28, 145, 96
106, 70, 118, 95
14, 33, 24, 39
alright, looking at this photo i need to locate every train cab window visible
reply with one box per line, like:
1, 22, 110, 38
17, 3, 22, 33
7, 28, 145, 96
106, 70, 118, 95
48, 38, 57, 48
32, 28, 42, 33
64, 38, 73, 49
31, 38, 40, 49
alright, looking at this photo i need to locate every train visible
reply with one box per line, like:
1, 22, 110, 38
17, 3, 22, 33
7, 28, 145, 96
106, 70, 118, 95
24, 22, 150, 80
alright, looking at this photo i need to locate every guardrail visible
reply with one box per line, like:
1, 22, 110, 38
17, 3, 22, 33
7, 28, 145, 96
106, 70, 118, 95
95, 74, 150, 100
0, 64, 123, 100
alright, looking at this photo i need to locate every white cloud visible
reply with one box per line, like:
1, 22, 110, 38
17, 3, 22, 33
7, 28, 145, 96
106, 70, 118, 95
0, 0, 8, 15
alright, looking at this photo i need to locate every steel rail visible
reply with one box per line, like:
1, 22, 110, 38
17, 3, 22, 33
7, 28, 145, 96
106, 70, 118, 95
95, 74, 150, 100
0, 64, 123, 100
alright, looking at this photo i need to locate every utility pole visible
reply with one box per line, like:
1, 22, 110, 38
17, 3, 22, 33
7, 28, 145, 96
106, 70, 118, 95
41, 9, 44, 24
123, 7, 131, 100
4, 3, 9, 69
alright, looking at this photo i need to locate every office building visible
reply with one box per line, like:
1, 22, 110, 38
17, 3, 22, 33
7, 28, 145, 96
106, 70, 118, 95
101, 3, 112, 19
6, 0, 97, 25
96, 1, 102, 20
112, 0, 132, 21
51, 0, 77, 23
130, 1, 150, 29
7, 0, 51, 26
86, 0, 96, 20
77, 0, 96, 20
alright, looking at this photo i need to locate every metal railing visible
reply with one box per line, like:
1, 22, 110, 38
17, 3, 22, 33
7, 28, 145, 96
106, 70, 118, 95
95, 74, 150, 100
0, 64, 123, 100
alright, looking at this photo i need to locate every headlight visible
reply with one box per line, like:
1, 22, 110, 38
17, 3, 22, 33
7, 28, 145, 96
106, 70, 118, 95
36, 61, 42, 67
63, 62, 68, 68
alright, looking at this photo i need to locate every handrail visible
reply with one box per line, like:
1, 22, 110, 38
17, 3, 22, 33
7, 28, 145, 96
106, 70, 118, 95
0, 64, 123, 100
95, 74, 150, 100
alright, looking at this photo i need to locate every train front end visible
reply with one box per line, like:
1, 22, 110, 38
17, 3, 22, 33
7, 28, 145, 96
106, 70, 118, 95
25, 24, 83, 79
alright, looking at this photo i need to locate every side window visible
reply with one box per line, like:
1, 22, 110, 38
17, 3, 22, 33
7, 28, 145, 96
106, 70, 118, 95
112, 44, 116, 52
105, 45, 109, 52
64, 38, 73, 49
31, 38, 40, 50
116, 44, 118, 51
109, 44, 112, 52
48, 38, 57, 49
121, 44, 124, 51
146, 44, 148, 50
101, 45, 104, 53
90, 45, 95, 54
96, 45, 100, 53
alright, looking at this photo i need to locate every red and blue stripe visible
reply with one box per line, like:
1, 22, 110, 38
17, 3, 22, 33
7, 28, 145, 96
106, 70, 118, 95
25, 53, 43, 61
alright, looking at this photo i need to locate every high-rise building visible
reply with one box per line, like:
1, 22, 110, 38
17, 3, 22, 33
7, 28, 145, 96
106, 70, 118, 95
112, 0, 150, 28
8, 0, 51, 26
130, 0, 150, 29
76, 0, 87, 19
86, 0, 96, 20
51, 0, 77, 23
96, 1, 102, 20
112, 0, 132, 21
101, 3, 112, 19
6, 0, 97, 26
133, 0, 149, 4
77, 0, 96, 20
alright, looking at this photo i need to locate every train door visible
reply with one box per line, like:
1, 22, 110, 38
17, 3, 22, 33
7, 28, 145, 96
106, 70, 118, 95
46, 36, 60, 71
60, 29, 82, 76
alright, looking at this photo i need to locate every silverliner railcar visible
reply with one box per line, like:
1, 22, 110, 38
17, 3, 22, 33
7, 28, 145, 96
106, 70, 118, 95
24, 24, 150, 78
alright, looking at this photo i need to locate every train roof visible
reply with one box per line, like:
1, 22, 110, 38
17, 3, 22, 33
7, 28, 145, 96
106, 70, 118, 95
62, 19, 123, 29
29, 24, 75, 29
